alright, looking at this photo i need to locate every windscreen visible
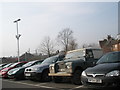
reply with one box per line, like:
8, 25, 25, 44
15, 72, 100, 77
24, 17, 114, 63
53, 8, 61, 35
2, 63, 13, 68
9, 62, 18, 67
41, 56, 58, 64
22, 61, 36, 67
65, 50, 85, 59
97, 52, 120, 64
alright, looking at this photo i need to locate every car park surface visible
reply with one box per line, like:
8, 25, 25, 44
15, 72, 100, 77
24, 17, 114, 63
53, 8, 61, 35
1, 77, 119, 90
1, 78, 86, 90
81, 51, 120, 89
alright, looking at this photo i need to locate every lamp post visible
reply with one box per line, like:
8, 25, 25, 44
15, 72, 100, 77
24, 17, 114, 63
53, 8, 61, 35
14, 19, 21, 62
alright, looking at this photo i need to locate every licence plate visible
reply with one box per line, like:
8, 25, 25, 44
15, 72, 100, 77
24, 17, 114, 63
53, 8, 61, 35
25, 73, 31, 76
88, 78, 102, 83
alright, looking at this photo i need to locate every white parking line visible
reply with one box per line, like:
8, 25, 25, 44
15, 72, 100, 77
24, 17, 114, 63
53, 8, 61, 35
2, 79, 86, 90
69, 85, 85, 90
2, 79, 58, 89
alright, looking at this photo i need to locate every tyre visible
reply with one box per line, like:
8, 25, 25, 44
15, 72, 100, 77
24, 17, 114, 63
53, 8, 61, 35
71, 70, 82, 85
41, 69, 52, 82
15, 73, 25, 80
53, 76, 63, 83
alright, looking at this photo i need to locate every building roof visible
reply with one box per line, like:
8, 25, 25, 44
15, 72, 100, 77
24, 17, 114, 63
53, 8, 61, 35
117, 33, 120, 40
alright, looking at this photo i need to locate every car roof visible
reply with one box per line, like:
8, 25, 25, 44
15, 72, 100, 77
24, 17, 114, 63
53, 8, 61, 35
67, 48, 102, 53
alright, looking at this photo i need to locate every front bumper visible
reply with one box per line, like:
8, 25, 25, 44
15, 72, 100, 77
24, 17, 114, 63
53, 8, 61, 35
49, 72, 72, 76
0, 72, 8, 78
8, 74, 15, 79
24, 72, 42, 80
81, 76, 120, 88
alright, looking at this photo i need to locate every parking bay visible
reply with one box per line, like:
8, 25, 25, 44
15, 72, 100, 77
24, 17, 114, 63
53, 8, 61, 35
1, 78, 88, 90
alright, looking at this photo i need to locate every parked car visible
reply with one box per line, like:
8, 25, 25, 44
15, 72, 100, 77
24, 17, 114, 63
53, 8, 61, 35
7, 60, 43, 80
0, 61, 27, 78
0, 63, 7, 68
81, 51, 120, 88
0, 63, 13, 71
24, 55, 65, 82
49, 48, 103, 85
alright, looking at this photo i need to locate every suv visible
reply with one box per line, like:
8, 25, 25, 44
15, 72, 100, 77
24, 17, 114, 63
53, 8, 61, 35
49, 48, 103, 85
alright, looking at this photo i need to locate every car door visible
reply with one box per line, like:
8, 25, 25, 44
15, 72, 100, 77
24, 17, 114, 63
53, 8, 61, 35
85, 49, 96, 67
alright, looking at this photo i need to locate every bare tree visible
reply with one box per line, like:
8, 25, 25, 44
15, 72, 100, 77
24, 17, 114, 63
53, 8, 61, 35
82, 43, 100, 48
82, 44, 88, 48
39, 36, 55, 57
68, 38, 78, 50
57, 28, 77, 51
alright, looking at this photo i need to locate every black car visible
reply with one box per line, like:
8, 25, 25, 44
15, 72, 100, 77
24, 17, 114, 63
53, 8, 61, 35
0, 63, 7, 68
7, 60, 43, 80
81, 51, 120, 88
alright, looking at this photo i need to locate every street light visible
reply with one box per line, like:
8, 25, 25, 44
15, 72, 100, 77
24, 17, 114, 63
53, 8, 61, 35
14, 19, 21, 62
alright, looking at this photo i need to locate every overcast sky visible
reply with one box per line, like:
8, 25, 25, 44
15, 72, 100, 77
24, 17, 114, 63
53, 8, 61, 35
0, 1, 119, 57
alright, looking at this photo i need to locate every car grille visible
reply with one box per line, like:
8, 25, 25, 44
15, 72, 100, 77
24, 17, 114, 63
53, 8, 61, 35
87, 74, 105, 78
57, 62, 66, 72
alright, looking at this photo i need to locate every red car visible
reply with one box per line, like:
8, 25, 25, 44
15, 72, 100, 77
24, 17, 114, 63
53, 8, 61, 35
0, 61, 27, 78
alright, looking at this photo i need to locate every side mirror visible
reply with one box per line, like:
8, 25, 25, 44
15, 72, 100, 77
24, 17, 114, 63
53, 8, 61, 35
93, 62, 96, 65
59, 55, 65, 59
52, 60, 56, 63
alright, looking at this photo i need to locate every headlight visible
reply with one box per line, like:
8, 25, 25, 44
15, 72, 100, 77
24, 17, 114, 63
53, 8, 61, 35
33, 68, 39, 71
8, 68, 20, 75
65, 62, 72, 69
49, 64, 55, 73
50, 66, 54, 70
49, 64, 55, 70
106, 70, 120, 77
82, 71, 87, 77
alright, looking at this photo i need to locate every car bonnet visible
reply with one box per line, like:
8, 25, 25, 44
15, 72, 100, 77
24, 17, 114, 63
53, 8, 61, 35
85, 63, 120, 74
25, 63, 49, 70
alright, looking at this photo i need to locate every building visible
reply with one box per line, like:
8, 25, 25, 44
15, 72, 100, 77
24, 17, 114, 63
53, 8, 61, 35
112, 34, 120, 51
99, 35, 117, 53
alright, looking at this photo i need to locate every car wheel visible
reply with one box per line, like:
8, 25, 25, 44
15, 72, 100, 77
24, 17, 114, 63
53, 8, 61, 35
53, 76, 63, 83
41, 69, 52, 82
72, 70, 82, 85
15, 74, 25, 80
